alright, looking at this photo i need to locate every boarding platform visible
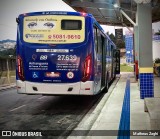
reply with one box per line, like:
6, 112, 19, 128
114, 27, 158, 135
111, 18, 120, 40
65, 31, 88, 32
144, 98, 160, 130
144, 76, 160, 130
68, 72, 160, 139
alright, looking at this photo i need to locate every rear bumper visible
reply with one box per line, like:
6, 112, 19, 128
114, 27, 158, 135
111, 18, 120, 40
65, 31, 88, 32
16, 80, 94, 95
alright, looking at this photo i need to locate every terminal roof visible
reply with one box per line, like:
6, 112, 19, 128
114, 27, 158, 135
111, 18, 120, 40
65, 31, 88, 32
63, 0, 160, 27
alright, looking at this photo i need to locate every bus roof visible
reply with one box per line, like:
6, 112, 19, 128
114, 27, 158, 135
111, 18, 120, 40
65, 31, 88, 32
19, 11, 93, 18
18, 11, 116, 49
19, 11, 103, 35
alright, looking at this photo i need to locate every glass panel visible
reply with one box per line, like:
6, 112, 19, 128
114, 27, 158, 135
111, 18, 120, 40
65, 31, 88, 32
61, 20, 82, 30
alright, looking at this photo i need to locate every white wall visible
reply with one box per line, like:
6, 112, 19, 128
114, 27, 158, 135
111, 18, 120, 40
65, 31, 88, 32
153, 41, 160, 61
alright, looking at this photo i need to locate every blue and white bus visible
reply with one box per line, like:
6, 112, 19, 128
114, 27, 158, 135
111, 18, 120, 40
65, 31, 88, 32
16, 11, 120, 95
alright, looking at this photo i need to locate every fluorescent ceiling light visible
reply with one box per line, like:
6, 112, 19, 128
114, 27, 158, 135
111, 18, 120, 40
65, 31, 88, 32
113, 3, 119, 8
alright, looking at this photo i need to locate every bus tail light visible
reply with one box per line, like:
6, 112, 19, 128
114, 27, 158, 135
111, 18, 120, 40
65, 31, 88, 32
17, 55, 25, 81
82, 55, 92, 82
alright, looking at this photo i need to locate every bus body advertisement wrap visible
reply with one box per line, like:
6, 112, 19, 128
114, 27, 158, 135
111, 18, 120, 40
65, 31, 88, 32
16, 11, 120, 95
23, 16, 85, 44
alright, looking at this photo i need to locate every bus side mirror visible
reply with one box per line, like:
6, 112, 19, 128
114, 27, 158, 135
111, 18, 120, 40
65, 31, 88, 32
114, 49, 120, 74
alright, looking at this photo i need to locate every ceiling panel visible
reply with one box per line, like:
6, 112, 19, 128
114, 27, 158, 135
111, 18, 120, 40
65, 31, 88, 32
83, 7, 102, 17
63, 0, 160, 26
99, 8, 117, 18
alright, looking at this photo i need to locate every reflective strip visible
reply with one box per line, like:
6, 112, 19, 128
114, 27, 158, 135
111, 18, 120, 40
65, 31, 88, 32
139, 67, 153, 73
118, 78, 130, 138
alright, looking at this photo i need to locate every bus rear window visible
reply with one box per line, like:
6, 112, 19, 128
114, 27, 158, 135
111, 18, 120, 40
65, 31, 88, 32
61, 20, 82, 30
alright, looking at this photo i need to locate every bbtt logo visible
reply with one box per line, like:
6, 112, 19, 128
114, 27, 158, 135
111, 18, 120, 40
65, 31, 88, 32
2, 131, 11, 136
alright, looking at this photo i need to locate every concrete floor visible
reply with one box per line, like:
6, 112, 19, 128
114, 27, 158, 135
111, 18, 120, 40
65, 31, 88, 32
0, 72, 159, 138
154, 76, 160, 98
67, 72, 160, 139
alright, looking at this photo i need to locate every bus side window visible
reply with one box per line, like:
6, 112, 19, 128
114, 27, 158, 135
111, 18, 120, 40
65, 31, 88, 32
111, 45, 113, 57
94, 27, 98, 53
106, 39, 109, 56
97, 29, 102, 55
108, 42, 111, 56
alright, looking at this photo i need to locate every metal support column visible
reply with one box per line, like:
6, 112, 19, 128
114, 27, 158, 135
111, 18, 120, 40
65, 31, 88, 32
137, 3, 154, 99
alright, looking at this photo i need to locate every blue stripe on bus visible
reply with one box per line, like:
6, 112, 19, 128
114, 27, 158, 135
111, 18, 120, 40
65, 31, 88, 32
117, 78, 130, 139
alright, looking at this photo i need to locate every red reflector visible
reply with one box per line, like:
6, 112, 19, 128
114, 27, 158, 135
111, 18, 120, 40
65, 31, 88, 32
85, 88, 90, 90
